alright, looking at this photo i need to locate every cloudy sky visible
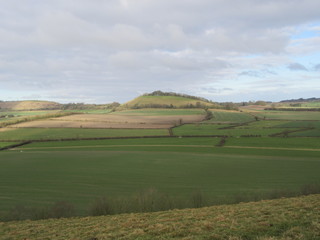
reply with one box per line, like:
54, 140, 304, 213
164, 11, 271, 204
0, 0, 319, 103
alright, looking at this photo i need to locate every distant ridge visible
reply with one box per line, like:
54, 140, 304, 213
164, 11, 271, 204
124, 90, 219, 109
280, 97, 320, 102
0, 100, 61, 111
143, 90, 213, 103
0, 100, 120, 111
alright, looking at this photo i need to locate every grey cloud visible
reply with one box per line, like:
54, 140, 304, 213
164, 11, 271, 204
287, 63, 308, 71
239, 69, 277, 78
314, 64, 320, 71
200, 87, 233, 94
239, 71, 261, 78
0, 0, 319, 103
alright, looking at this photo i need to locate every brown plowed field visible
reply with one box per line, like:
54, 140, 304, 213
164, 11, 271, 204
9, 114, 205, 129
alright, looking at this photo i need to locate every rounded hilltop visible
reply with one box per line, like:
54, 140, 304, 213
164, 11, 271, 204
0, 100, 61, 111
123, 90, 219, 109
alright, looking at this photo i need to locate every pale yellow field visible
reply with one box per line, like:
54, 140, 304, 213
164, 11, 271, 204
9, 114, 205, 129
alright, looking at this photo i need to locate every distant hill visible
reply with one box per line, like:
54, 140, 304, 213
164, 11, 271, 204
123, 91, 219, 109
0, 101, 120, 111
0, 100, 61, 111
280, 97, 320, 103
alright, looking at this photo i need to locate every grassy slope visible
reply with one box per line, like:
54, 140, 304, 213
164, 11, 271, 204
0, 111, 60, 124
0, 101, 60, 110
206, 110, 255, 123
1, 194, 319, 240
124, 95, 217, 108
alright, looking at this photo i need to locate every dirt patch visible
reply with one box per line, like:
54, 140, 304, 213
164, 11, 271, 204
0, 128, 15, 132
53, 114, 205, 124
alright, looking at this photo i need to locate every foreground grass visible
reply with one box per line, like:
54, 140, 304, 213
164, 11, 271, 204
1, 194, 319, 240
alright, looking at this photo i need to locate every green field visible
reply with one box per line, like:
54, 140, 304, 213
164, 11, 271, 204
172, 124, 231, 135
205, 110, 255, 123
252, 110, 320, 120
0, 108, 320, 226
225, 137, 320, 149
17, 137, 221, 149
0, 142, 20, 148
15, 137, 320, 158
301, 101, 320, 107
235, 120, 290, 128
1, 148, 319, 216
289, 128, 320, 137
276, 120, 320, 128
172, 123, 297, 136
0, 110, 58, 122
0, 128, 168, 141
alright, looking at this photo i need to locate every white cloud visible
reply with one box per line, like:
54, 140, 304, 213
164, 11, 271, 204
0, 0, 319, 103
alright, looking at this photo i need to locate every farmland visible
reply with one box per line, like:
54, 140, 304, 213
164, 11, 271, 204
205, 109, 255, 123
0, 105, 319, 239
1, 147, 319, 215
0, 128, 169, 141
245, 109, 320, 120
6, 110, 205, 129
111, 108, 206, 116
0, 110, 60, 122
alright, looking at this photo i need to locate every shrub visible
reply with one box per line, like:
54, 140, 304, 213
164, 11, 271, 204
50, 201, 75, 218
191, 190, 206, 208
300, 183, 320, 195
89, 197, 114, 216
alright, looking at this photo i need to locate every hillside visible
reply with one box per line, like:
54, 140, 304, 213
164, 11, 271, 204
0, 100, 61, 111
123, 91, 219, 109
0, 194, 319, 239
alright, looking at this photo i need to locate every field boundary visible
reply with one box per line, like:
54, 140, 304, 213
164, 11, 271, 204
15, 144, 320, 152
0, 141, 32, 151
269, 127, 314, 137
224, 145, 320, 152
0, 135, 229, 144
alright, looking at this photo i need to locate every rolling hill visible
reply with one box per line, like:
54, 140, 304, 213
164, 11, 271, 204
123, 91, 219, 109
0, 100, 61, 111
1, 194, 319, 239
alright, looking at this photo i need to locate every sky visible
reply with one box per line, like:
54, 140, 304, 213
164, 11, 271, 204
0, 0, 319, 104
